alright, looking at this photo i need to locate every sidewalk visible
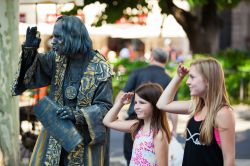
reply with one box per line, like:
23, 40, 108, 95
110, 159, 250, 166
109, 152, 250, 166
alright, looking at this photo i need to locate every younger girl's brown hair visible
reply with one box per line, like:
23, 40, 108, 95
131, 83, 171, 142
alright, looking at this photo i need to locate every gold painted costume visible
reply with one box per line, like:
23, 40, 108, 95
12, 49, 113, 166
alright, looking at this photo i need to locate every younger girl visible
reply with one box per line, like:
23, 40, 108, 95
157, 58, 235, 166
103, 83, 171, 166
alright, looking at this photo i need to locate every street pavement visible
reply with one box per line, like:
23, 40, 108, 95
110, 104, 250, 166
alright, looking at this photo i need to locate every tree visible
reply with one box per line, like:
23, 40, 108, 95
83, 0, 241, 54
0, 0, 20, 165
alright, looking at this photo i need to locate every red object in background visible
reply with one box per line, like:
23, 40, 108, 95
115, 14, 148, 25
32, 86, 48, 105
20, 13, 26, 23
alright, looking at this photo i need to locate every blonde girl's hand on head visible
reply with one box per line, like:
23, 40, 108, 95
177, 63, 189, 78
157, 63, 191, 114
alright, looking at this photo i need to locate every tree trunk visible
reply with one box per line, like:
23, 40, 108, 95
184, 0, 221, 54
185, 20, 220, 54
0, 0, 20, 165
160, 0, 222, 54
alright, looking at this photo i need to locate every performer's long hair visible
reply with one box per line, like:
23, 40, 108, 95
56, 15, 93, 56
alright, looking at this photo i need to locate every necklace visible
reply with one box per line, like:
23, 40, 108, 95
64, 57, 85, 100
65, 86, 78, 100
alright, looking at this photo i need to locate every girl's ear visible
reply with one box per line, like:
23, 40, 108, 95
203, 77, 208, 87
205, 79, 209, 87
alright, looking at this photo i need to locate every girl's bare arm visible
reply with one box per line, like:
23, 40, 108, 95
154, 131, 169, 166
216, 107, 235, 166
157, 64, 191, 114
103, 92, 138, 132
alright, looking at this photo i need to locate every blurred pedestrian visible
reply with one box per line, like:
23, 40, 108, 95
164, 39, 177, 62
119, 41, 135, 60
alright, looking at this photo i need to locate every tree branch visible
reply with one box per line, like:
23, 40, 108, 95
159, 0, 197, 33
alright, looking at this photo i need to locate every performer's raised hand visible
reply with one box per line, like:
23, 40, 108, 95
23, 26, 41, 48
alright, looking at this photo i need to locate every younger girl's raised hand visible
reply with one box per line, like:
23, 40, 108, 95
177, 63, 189, 78
118, 92, 134, 105
103, 91, 137, 132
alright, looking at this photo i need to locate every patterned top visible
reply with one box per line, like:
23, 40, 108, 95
130, 127, 157, 166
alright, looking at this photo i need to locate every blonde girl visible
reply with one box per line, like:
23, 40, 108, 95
103, 83, 171, 166
157, 58, 235, 166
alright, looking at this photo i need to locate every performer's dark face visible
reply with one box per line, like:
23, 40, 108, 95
52, 22, 64, 55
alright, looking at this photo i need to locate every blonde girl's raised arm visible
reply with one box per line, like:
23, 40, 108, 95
103, 92, 138, 132
157, 64, 191, 114
216, 107, 235, 166
154, 130, 169, 166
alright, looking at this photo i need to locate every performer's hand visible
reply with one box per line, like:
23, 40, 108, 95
23, 26, 41, 48
56, 106, 76, 122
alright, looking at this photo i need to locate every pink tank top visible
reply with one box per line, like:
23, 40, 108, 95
194, 116, 221, 145
130, 127, 157, 166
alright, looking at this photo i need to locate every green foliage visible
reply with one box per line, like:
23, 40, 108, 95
192, 49, 250, 103
165, 49, 250, 103
84, 0, 150, 26
61, 5, 84, 15
111, 58, 192, 100
216, 0, 240, 10
215, 49, 250, 103
187, 0, 240, 9
83, 0, 242, 25
111, 58, 147, 98
111, 49, 250, 104
187, 0, 207, 7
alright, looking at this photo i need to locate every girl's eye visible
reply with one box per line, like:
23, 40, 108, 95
139, 101, 146, 104
189, 75, 194, 79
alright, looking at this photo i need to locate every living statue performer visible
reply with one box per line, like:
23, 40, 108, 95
12, 15, 113, 166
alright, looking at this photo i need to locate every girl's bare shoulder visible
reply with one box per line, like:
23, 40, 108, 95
215, 106, 234, 128
154, 130, 169, 143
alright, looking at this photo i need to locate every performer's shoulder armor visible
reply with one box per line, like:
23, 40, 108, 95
92, 50, 112, 81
